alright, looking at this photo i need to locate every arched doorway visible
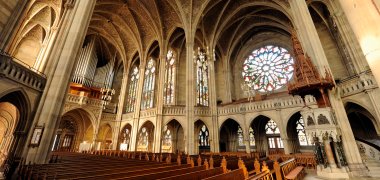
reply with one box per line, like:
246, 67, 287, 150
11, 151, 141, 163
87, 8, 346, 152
251, 115, 283, 155
0, 90, 32, 178
0, 103, 18, 165
345, 102, 379, 145
195, 120, 210, 154
136, 121, 154, 152
53, 109, 94, 152
286, 112, 313, 154
119, 124, 132, 151
97, 124, 113, 150
219, 119, 243, 152
163, 120, 184, 153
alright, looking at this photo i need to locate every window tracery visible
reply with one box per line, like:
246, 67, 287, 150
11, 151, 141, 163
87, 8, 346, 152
199, 125, 209, 147
238, 126, 244, 146
141, 59, 156, 109
164, 50, 176, 105
297, 116, 310, 146
196, 49, 209, 106
242, 45, 294, 92
249, 127, 255, 146
126, 66, 139, 112
265, 119, 280, 134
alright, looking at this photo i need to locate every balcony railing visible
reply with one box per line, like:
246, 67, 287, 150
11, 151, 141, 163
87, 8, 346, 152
0, 52, 46, 91
338, 71, 377, 98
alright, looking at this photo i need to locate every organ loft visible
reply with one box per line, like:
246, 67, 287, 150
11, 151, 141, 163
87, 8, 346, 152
0, 0, 379, 179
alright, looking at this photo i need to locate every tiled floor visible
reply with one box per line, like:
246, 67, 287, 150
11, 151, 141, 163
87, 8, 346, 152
304, 172, 378, 180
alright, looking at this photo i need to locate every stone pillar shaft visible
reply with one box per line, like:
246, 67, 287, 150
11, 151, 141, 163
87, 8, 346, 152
25, 0, 96, 163
185, 41, 195, 155
289, 0, 365, 171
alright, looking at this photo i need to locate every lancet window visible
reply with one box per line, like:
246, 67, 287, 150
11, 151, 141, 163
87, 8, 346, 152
141, 59, 156, 109
195, 49, 209, 106
249, 127, 255, 146
138, 127, 148, 147
164, 50, 176, 105
297, 116, 310, 146
199, 125, 209, 147
126, 66, 139, 112
238, 126, 244, 146
163, 127, 172, 147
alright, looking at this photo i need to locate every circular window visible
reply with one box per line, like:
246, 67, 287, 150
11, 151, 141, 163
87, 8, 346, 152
242, 45, 294, 92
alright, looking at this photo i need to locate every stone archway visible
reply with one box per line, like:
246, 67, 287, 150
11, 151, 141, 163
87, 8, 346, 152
136, 121, 154, 152
97, 124, 113, 150
345, 102, 379, 145
219, 119, 242, 152
251, 115, 283, 155
0, 90, 32, 177
194, 120, 210, 154
163, 119, 184, 153
119, 124, 132, 151
286, 112, 313, 154
55, 109, 94, 152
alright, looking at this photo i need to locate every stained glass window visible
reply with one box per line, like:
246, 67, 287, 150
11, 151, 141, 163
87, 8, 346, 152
265, 119, 280, 134
238, 126, 244, 146
141, 58, 156, 109
164, 50, 176, 105
120, 128, 131, 151
163, 126, 172, 146
297, 116, 310, 146
138, 127, 148, 146
126, 66, 139, 112
196, 48, 209, 106
249, 127, 255, 146
199, 125, 209, 146
242, 45, 294, 92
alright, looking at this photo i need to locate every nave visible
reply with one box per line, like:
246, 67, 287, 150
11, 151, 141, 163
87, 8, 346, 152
15, 150, 315, 180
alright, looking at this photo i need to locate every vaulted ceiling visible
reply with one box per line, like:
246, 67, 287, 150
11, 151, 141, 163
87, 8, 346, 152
88, 0, 293, 68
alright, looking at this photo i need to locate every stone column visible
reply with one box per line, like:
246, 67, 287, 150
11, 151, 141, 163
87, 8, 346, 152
24, 0, 96, 164
323, 137, 337, 168
130, 62, 146, 151
112, 70, 130, 150
289, 0, 366, 175
185, 40, 195, 155
0, 0, 28, 50
338, 0, 380, 83
208, 49, 219, 153
153, 44, 167, 153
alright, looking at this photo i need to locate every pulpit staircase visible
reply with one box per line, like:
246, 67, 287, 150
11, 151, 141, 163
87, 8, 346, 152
356, 138, 380, 177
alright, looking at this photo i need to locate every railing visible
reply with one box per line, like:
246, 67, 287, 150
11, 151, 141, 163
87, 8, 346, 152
66, 94, 102, 107
338, 71, 377, 98
140, 108, 156, 118
195, 106, 211, 116
218, 96, 306, 115
101, 113, 116, 121
0, 52, 46, 91
163, 106, 185, 116
356, 139, 380, 163
122, 112, 134, 120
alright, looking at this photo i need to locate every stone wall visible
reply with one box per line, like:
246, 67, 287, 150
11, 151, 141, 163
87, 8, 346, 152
0, 0, 20, 35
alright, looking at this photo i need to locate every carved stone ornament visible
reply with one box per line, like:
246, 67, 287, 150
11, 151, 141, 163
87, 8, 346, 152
318, 114, 329, 125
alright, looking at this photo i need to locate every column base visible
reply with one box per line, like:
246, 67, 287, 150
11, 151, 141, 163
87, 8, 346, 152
347, 163, 370, 177
317, 165, 349, 179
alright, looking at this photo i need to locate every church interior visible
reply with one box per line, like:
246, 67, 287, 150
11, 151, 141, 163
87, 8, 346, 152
0, 0, 380, 179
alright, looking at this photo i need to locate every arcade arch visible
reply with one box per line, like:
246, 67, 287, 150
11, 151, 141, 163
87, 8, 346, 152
136, 121, 155, 152
53, 109, 94, 152
163, 119, 184, 153
195, 120, 210, 154
119, 124, 132, 151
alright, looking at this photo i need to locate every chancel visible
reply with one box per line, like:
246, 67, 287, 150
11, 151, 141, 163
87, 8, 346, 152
0, 0, 380, 179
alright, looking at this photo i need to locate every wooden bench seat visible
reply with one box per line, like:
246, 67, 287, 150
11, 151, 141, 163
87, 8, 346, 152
158, 167, 224, 180
284, 166, 304, 180
203, 168, 245, 180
